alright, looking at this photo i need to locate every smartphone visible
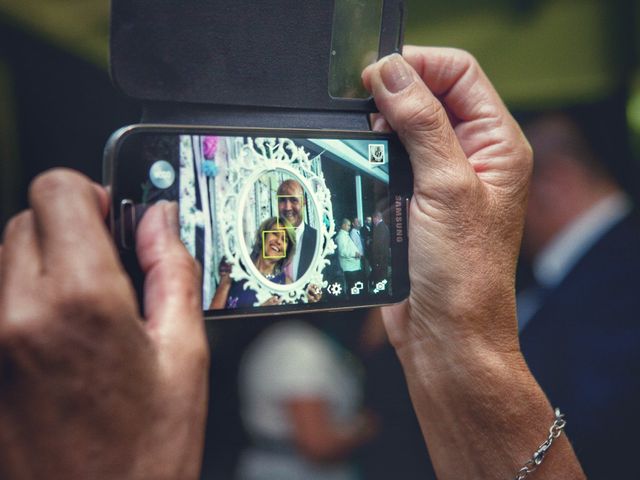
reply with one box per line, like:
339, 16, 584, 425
104, 124, 412, 319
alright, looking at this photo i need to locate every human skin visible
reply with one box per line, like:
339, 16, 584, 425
0, 170, 208, 480
362, 48, 586, 479
277, 180, 305, 227
263, 229, 287, 259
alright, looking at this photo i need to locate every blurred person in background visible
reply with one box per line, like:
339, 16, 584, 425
236, 319, 376, 480
517, 101, 640, 478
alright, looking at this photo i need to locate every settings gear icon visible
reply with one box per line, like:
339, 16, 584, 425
327, 282, 343, 296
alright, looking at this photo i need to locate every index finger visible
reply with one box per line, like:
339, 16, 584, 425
362, 49, 530, 187
28, 169, 120, 274
401, 46, 508, 126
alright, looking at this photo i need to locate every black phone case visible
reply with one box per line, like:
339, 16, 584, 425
110, 0, 405, 129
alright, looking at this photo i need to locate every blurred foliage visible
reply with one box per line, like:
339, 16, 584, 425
629, 73, 640, 152
404, 0, 640, 147
0, 0, 110, 66
404, 0, 635, 108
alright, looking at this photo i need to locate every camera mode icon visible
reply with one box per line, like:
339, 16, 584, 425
350, 281, 364, 296
373, 279, 388, 294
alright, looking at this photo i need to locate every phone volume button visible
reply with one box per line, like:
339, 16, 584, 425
120, 199, 136, 250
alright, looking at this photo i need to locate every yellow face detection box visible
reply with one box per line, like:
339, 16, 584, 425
262, 230, 288, 259
276, 194, 304, 228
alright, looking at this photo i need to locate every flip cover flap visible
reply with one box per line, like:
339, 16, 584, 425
110, 0, 404, 114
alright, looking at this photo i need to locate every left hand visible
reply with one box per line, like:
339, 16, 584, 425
0, 169, 209, 480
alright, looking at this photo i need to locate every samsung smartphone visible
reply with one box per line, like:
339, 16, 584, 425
104, 124, 412, 319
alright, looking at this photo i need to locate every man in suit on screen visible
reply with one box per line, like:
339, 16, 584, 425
277, 179, 318, 281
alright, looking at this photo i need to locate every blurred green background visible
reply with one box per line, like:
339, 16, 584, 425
1, 0, 639, 226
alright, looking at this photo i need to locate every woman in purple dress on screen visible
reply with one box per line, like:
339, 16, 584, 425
210, 217, 295, 310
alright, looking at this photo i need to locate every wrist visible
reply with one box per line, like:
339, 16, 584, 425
402, 326, 529, 387
390, 281, 519, 352
392, 282, 528, 391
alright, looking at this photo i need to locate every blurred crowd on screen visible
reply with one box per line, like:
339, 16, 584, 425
330, 212, 391, 300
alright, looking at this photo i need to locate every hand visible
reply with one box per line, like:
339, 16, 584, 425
218, 257, 232, 284
362, 48, 532, 355
0, 169, 209, 480
306, 284, 323, 303
361, 49, 585, 480
261, 296, 282, 306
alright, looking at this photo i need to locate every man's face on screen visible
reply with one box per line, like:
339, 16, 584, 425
277, 181, 304, 227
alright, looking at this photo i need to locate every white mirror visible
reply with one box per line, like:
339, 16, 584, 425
216, 137, 336, 306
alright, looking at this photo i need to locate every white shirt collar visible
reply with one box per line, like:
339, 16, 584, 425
533, 192, 632, 288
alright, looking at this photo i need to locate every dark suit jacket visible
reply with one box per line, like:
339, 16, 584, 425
520, 212, 640, 478
372, 221, 390, 268
297, 224, 317, 279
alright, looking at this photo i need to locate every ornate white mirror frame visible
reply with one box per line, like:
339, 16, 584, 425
215, 137, 336, 306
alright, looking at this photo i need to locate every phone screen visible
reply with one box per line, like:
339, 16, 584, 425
108, 126, 411, 319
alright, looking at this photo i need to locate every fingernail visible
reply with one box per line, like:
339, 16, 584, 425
361, 65, 373, 92
380, 54, 413, 93
372, 116, 387, 132
163, 201, 179, 235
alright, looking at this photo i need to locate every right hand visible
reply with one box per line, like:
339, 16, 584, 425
362, 48, 532, 356
0, 169, 208, 480
306, 284, 323, 303
360, 48, 586, 480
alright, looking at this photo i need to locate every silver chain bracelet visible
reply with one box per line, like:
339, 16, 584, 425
513, 408, 567, 480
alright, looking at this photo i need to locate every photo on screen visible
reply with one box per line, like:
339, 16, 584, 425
177, 134, 392, 311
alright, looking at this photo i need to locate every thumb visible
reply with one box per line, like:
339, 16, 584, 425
362, 54, 472, 193
135, 202, 208, 370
